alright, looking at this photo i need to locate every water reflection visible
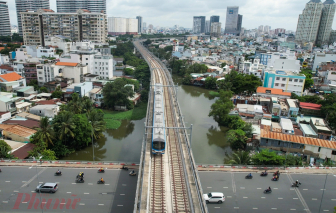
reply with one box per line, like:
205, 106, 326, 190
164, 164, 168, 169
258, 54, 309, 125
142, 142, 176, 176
106, 120, 135, 139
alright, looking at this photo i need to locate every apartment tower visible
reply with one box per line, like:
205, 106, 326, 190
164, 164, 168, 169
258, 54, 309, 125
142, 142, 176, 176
136, 16, 143, 34
15, 0, 50, 36
224, 6, 243, 35
317, 0, 336, 45
0, 1, 11, 36
193, 16, 206, 34
56, 0, 106, 13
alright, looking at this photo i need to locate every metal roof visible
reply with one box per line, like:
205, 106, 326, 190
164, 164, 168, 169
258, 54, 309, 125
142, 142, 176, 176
261, 129, 336, 149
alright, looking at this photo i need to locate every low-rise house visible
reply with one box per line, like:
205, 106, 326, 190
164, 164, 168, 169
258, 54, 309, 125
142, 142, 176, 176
286, 99, 299, 118
0, 96, 17, 114
299, 102, 322, 116
29, 105, 59, 118
0, 72, 26, 92
0, 111, 11, 123
256, 87, 291, 98
310, 118, 332, 140
3, 118, 40, 129
74, 82, 93, 97
260, 129, 336, 162
15, 86, 35, 97
0, 124, 36, 142
300, 123, 318, 138
16, 112, 41, 121
0, 65, 14, 74
280, 118, 294, 134
15, 102, 32, 114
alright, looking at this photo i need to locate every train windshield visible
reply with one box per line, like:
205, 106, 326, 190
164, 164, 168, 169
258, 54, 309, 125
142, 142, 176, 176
153, 141, 165, 150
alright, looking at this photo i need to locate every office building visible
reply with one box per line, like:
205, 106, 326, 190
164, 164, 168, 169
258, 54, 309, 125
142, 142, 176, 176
136, 16, 143, 33
264, 25, 270, 33
21, 9, 107, 46
295, 0, 323, 44
15, 0, 50, 36
0, 1, 11, 36
56, 0, 106, 13
210, 15, 220, 27
317, 0, 336, 45
210, 22, 221, 37
224, 6, 242, 35
205, 20, 210, 34
193, 16, 206, 34
108, 17, 138, 35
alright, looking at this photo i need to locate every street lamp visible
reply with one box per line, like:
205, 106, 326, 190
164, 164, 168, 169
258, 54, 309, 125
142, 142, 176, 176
89, 121, 94, 161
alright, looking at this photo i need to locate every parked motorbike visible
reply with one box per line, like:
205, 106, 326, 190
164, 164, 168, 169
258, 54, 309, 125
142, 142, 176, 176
97, 180, 105, 184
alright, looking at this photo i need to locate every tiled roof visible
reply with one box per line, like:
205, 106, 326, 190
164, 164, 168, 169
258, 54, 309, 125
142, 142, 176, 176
12, 143, 36, 159
0, 65, 14, 71
55, 62, 78, 67
299, 102, 322, 110
256, 87, 291, 96
3, 119, 40, 129
0, 72, 23, 82
260, 129, 336, 149
35, 99, 60, 105
0, 124, 36, 137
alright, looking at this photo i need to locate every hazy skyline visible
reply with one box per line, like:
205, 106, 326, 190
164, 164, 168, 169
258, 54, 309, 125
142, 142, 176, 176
6, 0, 336, 31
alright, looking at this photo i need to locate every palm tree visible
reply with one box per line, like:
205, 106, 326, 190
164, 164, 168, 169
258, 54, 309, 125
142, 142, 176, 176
36, 117, 54, 147
69, 93, 82, 114
228, 150, 251, 165
82, 97, 93, 113
53, 111, 76, 144
86, 110, 106, 139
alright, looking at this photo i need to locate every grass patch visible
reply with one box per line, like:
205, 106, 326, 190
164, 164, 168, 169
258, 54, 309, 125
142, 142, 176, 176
209, 91, 220, 97
103, 102, 147, 129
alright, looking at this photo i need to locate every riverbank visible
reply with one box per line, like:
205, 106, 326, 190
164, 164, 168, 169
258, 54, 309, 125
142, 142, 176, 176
103, 102, 147, 129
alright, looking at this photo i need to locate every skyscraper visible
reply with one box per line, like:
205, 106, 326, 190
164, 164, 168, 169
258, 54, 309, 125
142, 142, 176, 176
205, 20, 210, 34
224, 6, 242, 35
56, 0, 106, 13
210, 22, 222, 37
15, 0, 50, 36
295, 0, 323, 44
0, 1, 11, 36
317, 0, 336, 45
193, 16, 206, 34
210, 15, 220, 27
136, 16, 143, 34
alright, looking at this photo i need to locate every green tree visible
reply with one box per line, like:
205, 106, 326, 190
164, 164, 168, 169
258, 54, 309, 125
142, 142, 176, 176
82, 97, 93, 113
102, 78, 135, 110
143, 39, 152, 46
0, 140, 12, 158
53, 111, 76, 145
221, 62, 227, 68
140, 89, 149, 102
226, 129, 248, 150
87, 110, 106, 140
182, 74, 192, 85
39, 87, 48, 93
124, 68, 134, 75
227, 150, 251, 165
208, 90, 234, 126
204, 77, 217, 89
52, 86, 63, 98
35, 117, 54, 147
40, 149, 57, 160
251, 149, 285, 165
164, 45, 173, 52
67, 93, 83, 114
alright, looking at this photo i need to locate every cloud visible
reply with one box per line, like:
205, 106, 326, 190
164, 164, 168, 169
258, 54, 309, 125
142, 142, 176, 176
6, 0, 336, 31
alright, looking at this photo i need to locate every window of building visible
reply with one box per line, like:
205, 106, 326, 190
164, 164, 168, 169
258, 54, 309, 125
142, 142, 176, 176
86, 58, 88, 60
106, 62, 108, 65
275, 83, 279, 86
299, 79, 303, 82
266, 139, 268, 143
282, 78, 286, 81
86, 63, 88, 65
276, 77, 280, 80
294, 79, 298, 82
318, 147, 321, 152
95, 62, 97, 64
281, 84, 285, 87
332, 150, 336, 155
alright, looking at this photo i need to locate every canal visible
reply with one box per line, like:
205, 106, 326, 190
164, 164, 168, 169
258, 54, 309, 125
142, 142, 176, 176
63, 80, 231, 164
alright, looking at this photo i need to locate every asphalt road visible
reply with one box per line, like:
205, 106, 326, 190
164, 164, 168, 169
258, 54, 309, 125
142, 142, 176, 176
0, 166, 137, 213
199, 171, 336, 213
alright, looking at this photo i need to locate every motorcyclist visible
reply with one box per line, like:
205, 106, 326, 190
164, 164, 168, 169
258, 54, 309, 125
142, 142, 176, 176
262, 170, 267, 175
99, 167, 104, 172
56, 169, 60, 174
100, 177, 104, 182
131, 170, 135, 175
267, 186, 271, 192
295, 180, 299, 186
248, 173, 252, 177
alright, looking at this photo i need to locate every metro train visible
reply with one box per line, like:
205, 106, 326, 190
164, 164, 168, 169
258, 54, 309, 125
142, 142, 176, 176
152, 83, 166, 154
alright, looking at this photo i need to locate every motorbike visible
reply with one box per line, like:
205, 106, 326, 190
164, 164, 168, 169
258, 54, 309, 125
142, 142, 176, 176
129, 172, 136, 176
260, 172, 268, 176
273, 171, 280, 176
291, 182, 301, 187
121, 166, 129, 171
97, 180, 105, 184
76, 178, 85, 183
98, 169, 105, 173
245, 175, 253, 179
55, 172, 62, 176
272, 177, 278, 181
264, 189, 272, 194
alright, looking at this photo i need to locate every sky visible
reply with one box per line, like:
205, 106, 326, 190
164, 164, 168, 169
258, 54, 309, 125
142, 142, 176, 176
5, 0, 336, 31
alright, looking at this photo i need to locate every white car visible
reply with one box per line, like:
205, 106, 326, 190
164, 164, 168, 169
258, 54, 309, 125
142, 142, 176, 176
203, 192, 225, 204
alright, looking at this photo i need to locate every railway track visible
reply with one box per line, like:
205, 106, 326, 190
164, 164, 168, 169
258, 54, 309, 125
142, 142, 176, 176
137, 41, 191, 213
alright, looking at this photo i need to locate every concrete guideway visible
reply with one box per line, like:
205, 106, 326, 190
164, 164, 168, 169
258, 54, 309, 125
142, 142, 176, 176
200, 171, 336, 213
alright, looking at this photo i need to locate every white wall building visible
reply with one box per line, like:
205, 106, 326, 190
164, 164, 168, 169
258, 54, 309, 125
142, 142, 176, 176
0, 54, 9, 65
36, 46, 59, 59
55, 62, 88, 83
45, 35, 72, 54
36, 63, 59, 86
108, 17, 138, 35
313, 52, 336, 71
93, 54, 113, 79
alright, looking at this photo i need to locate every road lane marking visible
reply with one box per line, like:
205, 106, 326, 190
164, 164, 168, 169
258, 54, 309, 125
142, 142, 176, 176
290, 209, 296, 210
223, 187, 228, 188
22, 202, 27, 204
88, 183, 93, 185
67, 192, 71, 194
79, 203, 85, 205
98, 204, 104, 206
287, 174, 311, 213
72, 183, 76, 184
102, 193, 107, 195
261, 197, 265, 199
257, 188, 262, 189
122, 184, 127, 186
22, 181, 26, 182
5, 181, 10, 182
243, 197, 248, 198
214, 207, 220, 208
323, 210, 329, 212
234, 207, 239, 209
303, 189, 308, 190
274, 188, 278, 189
312, 198, 317, 200
231, 172, 236, 194
14, 190, 19, 192
39, 182, 43, 183
84, 193, 89, 194
104, 184, 110, 185
278, 198, 283, 199
227, 196, 232, 198
60, 203, 66, 205
207, 187, 212, 188
240, 187, 245, 189
117, 205, 123, 206
253, 208, 258, 209
331, 199, 336, 201
120, 194, 125, 195
321, 189, 326, 190
293, 198, 298, 199
290, 189, 295, 190
3, 201, 8, 203
272, 208, 277, 210
31, 191, 35, 193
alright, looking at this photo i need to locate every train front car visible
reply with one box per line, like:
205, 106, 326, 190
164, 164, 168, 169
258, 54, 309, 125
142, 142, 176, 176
152, 83, 166, 154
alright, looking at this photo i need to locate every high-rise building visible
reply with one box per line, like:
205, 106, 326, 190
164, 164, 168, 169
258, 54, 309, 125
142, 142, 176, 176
56, 0, 106, 13
108, 17, 138, 35
205, 20, 210, 34
210, 22, 221, 37
295, 0, 323, 44
210, 15, 220, 27
21, 9, 107, 46
317, 0, 336, 45
193, 16, 206, 34
258, 25, 264, 33
143, 22, 147, 30
136, 16, 142, 34
15, 0, 50, 36
0, 1, 11, 36
224, 6, 242, 35
264, 25, 270, 33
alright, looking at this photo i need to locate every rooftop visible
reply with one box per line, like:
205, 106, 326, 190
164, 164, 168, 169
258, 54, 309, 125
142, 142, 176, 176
299, 102, 322, 110
256, 87, 291, 97
0, 72, 24, 82
0, 124, 37, 138
55, 62, 78, 67
11, 143, 36, 159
